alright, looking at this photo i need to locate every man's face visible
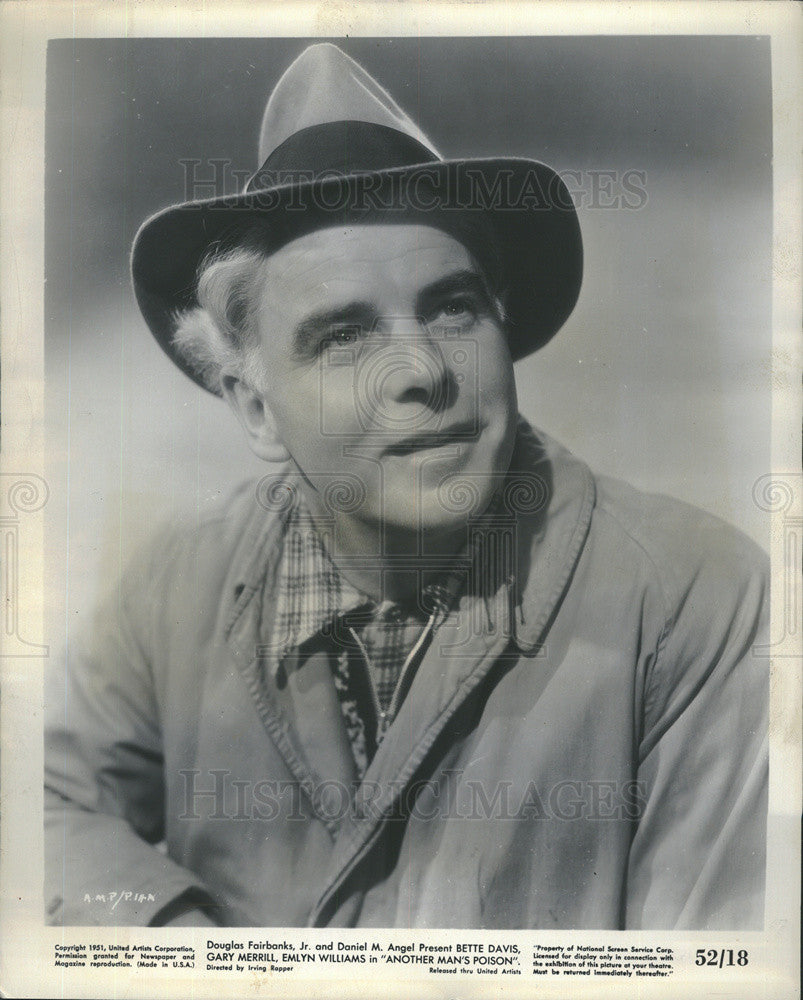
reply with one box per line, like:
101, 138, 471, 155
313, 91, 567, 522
253, 223, 518, 535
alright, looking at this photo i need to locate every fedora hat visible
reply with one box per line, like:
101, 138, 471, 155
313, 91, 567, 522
131, 43, 583, 393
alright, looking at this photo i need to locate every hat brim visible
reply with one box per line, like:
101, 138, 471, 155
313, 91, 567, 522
131, 158, 583, 394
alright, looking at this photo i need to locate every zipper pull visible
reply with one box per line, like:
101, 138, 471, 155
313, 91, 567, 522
377, 710, 390, 741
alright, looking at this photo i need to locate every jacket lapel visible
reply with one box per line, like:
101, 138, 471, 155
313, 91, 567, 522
308, 581, 516, 925
510, 425, 596, 653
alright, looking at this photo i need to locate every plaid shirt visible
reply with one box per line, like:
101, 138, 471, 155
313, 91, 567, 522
269, 495, 463, 777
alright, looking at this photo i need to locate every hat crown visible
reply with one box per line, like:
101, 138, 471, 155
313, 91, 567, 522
257, 43, 440, 165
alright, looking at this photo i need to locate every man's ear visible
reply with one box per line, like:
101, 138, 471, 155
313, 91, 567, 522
220, 373, 291, 463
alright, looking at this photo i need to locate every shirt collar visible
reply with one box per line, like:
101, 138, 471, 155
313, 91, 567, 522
264, 490, 476, 676
268, 494, 371, 664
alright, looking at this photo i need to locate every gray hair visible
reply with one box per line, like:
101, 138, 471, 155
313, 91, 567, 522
172, 246, 271, 395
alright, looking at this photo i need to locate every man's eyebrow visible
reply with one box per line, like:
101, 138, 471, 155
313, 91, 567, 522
292, 301, 376, 355
290, 269, 493, 355
416, 269, 494, 312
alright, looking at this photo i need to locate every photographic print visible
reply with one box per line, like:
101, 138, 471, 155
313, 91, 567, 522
1, 3, 799, 998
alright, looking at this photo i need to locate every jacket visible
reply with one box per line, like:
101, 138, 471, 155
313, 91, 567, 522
44, 424, 769, 928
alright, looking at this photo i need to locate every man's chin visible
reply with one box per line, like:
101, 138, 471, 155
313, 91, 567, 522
380, 516, 470, 557
381, 497, 497, 540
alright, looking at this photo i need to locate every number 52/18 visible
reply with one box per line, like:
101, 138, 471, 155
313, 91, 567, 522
695, 949, 749, 967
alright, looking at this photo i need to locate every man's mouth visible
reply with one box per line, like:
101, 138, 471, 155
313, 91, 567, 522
383, 421, 479, 456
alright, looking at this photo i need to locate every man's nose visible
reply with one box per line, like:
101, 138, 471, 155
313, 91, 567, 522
368, 317, 454, 410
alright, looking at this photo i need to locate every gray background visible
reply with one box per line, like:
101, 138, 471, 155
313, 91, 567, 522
44, 35, 772, 623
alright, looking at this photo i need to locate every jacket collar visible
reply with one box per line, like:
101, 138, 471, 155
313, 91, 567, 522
507, 420, 596, 652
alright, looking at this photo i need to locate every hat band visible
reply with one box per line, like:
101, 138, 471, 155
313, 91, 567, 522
245, 121, 440, 192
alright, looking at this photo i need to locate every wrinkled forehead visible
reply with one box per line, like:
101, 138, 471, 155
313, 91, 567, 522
261, 223, 475, 289
224, 201, 503, 293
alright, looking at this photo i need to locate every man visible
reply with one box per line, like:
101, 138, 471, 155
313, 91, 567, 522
45, 43, 768, 929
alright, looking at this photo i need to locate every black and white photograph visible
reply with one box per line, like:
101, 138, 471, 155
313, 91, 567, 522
41, 32, 773, 930
1, 2, 800, 997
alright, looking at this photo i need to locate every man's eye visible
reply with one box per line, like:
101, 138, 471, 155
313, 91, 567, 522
325, 326, 362, 346
445, 299, 470, 315
430, 297, 477, 325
